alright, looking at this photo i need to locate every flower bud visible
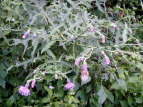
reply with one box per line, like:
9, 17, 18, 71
74, 58, 80, 66
104, 56, 110, 65
128, 29, 132, 34
80, 70, 89, 82
101, 50, 105, 56
33, 32, 36, 37
81, 62, 88, 71
89, 27, 94, 32
22, 29, 30, 39
49, 86, 54, 89
74, 57, 85, 66
101, 36, 105, 43
31, 79, 36, 88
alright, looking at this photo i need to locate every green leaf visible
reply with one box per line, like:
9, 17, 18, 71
44, 86, 53, 97
0, 64, 7, 79
0, 29, 9, 45
97, 85, 107, 104
0, 77, 6, 88
41, 97, 50, 103
128, 97, 133, 106
31, 38, 39, 57
116, 79, 127, 91
104, 88, 114, 103
95, 0, 104, 13
6, 95, 15, 107
135, 97, 143, 103
46, 49, 56, 60
122, 22, 128, 42
24, 72, 33, 82
81, 76, 91, 86
41, 41, 55, 54
136, 63, 143, 71
65, 55, 75, 61
110, 82, 120, 89
75, 90, 87, 102
120, 100, 128, 107
129, 76, 139, 83
13, 39, 29, 56
140, 0, 143, 10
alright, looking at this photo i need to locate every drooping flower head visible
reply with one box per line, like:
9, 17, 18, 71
101, 35, 105, 43
81, 61, 89, 82
136, 40, 140, 44
22, 29, 30, 39
104, 56, 110, 65
132, 16, 136, 22
80, 70, 89, 82
31, 79, 36, 88
81, 61, 88, 71
89, 26, 94, 32
128, 29, 132, 34
100, 50, 105, 56
33, 70, 37, 74
33, 32, 36, 37
74, 58, 81, 66
89, 23, 94, 32
74, 57, 85, 66
115, 26, 119, 30
40, 71, 45, 75
64, 79, 76, 90
110, 23, 119, 30
18, 84, 30, 96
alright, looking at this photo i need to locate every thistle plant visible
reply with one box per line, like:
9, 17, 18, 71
2, 0, 143, 106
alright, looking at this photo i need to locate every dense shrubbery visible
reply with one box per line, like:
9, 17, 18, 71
0, 0, 143, 106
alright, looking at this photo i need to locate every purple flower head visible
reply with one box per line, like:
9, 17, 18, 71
54, 74, 58, 79
132, 16, 136, 22
136, 40, 140, 44
74, 57, 85, 66
33, 70, 37, 74
64, 79, 76, 90
115, 26, 119, 30
80, 70, 89, 82
22, 29, 30, 39
133, 19, 136, 22
110, 23, 118, 30
33, 32, 36, 37
31, 79, 36, 88
104, 56, 110, 65
80, 57, 85, 61
18, 84, 30, 96
101, 36, 105, 43
74, 58, 81, 66
40, 71, 45, 75
49, 86, 54, 89
128, 29, 132, 34
89, 27, 94, 32
81, 62, 88, 71
101, 50, 105, 56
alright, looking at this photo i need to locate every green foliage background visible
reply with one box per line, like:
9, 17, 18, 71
0, 0, 143, 106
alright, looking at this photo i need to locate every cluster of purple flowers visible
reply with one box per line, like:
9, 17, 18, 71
75, 57, 89, 82
64, 79, 76, 90
18, 79, 36, 96
18, 84, 30, 96
80, 61, 89, 82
